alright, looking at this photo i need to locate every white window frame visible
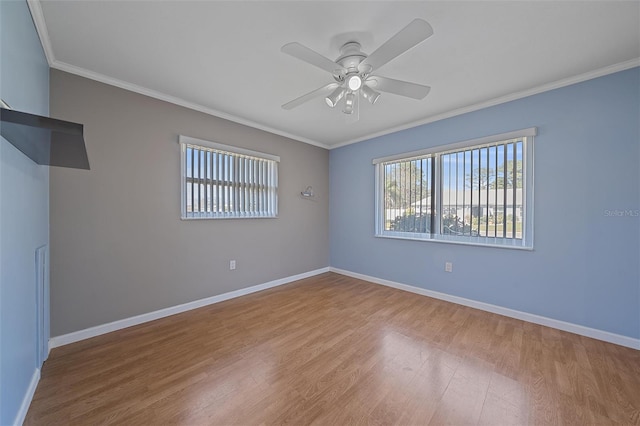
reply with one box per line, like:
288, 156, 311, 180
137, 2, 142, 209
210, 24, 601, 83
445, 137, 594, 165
373, 128, 536, 249
179, 135, 279, 220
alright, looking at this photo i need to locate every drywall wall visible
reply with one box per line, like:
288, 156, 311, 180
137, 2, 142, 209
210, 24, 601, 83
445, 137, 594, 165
330, 68, 640, 340
50, 70, 329, 336
0, 1, 50, 423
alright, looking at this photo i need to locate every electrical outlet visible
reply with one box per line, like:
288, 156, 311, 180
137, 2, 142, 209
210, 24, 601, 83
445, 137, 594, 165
445, 262, 453, 273
230, 260, 236, 270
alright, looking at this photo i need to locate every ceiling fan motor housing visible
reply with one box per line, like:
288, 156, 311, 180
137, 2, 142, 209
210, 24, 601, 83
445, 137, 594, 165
336, 42, 367, 69
334, 41, 372, 84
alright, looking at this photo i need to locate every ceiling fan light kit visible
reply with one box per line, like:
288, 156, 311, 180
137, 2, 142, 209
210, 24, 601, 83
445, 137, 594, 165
361, 85, 380, 104
343, 92, 356, 114
325, 87, 346, 107
346, 74, 362, 91
281, 18, 434, 120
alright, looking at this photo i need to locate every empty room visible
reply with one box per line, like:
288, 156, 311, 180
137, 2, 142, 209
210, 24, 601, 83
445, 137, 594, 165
1, 1, 639, 425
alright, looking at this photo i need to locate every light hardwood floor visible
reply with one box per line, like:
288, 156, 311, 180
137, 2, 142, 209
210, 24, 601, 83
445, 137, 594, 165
25, 272, 640, 425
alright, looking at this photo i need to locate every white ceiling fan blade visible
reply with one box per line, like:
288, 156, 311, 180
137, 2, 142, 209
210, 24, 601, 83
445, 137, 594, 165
359, 19, 433, 72
281, 42, 345, 74
282, 83, 339, 110
366, 76, 430, 100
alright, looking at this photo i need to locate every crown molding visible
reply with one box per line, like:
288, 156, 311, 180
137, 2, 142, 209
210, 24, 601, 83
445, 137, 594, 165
49, 59, 331, 149
331, 58, 640, 149
26, 0, 54, 66
48, 56, 640, 151
26, 0, 639, 150
25, 0, 330, 149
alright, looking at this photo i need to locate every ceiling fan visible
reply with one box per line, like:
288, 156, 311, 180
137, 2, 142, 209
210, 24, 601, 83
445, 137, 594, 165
281, 19, 434, 121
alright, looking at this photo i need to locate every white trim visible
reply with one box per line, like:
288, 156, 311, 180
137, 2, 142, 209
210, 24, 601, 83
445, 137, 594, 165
179, 136, 279, 220
331, 59, 640, 149
25, 1, 315, 151
329, 267, 640, 350
26, 1, 54, 66
179, 135, 280, 162
373, 233, 534, 251
13, 368, 40, 426
51, 60, 331, 149
372, 127, 536, 164
373, 134, 534, 249
25, 0, 638, 150
48, 267, 329, 350
49, 57, 640, 151
180, 141, 186, 220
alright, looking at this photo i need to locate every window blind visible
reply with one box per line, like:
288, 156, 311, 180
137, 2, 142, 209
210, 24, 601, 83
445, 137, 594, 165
180, 136, 279, 219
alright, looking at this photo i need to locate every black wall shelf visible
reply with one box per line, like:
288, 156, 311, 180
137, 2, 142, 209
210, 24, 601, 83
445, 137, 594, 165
1, 107, 90, 170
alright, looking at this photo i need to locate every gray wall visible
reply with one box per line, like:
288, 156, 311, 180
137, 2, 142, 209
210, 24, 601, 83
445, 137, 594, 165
50, 70, 329, 336
0, 1, 50, 423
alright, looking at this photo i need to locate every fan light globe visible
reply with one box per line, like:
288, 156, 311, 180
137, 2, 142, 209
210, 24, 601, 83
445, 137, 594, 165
361, 85, 381, 104
347, 75, 362, 91
325, 87, 345, 108
343, 92, 355, 114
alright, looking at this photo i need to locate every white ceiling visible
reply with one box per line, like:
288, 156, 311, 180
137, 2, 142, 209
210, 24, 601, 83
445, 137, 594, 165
31, 1, 640, 149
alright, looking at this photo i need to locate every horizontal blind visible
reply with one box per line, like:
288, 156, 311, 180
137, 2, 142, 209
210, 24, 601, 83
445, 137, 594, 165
181, 140, 278, 219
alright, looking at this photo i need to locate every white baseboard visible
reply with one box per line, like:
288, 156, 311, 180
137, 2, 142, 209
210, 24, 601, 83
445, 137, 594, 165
49, 267, 330, 350
330, 267, 640, 350
13, 368, 40, 426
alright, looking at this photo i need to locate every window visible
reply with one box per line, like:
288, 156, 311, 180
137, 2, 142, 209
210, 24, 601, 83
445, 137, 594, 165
374, 128, 535, 249
180, 136, 279, 219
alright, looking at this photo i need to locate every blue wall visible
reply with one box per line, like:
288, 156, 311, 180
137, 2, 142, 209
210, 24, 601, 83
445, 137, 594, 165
0, 1, 50, 424
330, 68, 639, 340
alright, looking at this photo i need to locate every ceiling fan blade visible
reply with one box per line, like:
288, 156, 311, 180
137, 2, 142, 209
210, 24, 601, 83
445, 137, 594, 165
366, 76, 430, 100
281, 42, 345, 74
359, 19, 433, 72
282, 83, 339, 110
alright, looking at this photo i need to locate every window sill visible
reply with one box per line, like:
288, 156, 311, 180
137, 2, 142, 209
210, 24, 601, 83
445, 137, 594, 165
374, 233, 534, 251
181, 215, 278, 220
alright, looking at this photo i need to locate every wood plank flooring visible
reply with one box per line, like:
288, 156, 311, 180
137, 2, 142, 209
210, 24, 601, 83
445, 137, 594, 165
25, 272, 640, 425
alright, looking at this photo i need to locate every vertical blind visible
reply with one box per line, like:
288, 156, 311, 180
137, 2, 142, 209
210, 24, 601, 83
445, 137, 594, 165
440, 139, 523, 239
374, 127, 534, 248
382, 156, 434, 233
180, 136, 279, 219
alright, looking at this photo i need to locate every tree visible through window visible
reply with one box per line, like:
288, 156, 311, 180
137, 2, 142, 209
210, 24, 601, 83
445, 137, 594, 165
374, 129, 534, 248
383, 157, 434, 233
441, 140, 523, 239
